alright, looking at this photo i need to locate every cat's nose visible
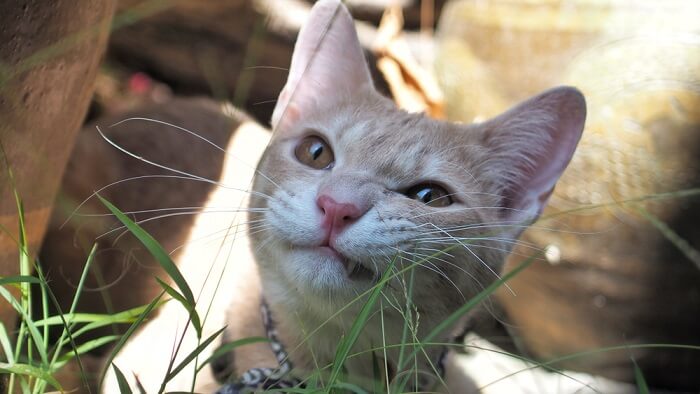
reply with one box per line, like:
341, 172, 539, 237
317, 195, 366, 238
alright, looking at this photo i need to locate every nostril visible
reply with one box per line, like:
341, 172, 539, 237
339, 205, 362, 224
317, 195, 330, 216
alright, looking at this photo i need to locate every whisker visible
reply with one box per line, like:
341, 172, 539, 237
243, 66, 289, 71
61, 174, 241, 229
408, 205, 531, 220
425, 240, 545, 258
168, 221, 270, 255
416, 235, 539, 249
253, 234, 278, 254
251, 99, 279, 106
100, 209, 263, 242
398, 250, 466, 301
109, 117, 280, 189
95, 126, 273, 200
428, 221, 606, 237
96, 125, 219, 184
423, 223, 515, 296
75, 205, 269, 218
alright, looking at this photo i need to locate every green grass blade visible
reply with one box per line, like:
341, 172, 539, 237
0, 324, 15, 364
68, 243, 99, 314
0, 286, 48, 365
68, 302, 168, 341
426, 253, 535, 342
399, 253, 537, 371
18, 377, 31, 394
395, 267, 415, 371
196, 336, 269, 373
155, 277, 202, 338
371, 350, 382, 394
47, 243, 100, 371
55, 335, 120, 368
31, 260, 94, 393
36, 302, 165, 328
112, 363, 134, 394
98, 195, 196, 306
632, 359, 649, 394
330, 382, 369, 393
164, 326, 226, 383
327, 260, 396, 390
99, 291, 165, 388
38, 266, 50, 361
478, 343, 700, 391
0, 362, 62, 390
11, 179, 38, 384
637, 206, 700, 270
36, 312, 133, 327
0, 275, 40, 286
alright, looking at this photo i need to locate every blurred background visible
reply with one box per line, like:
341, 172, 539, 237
1, 0, 699, 392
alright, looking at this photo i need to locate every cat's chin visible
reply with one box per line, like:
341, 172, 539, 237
316, 246, 375, 281
279, 244, 375, 292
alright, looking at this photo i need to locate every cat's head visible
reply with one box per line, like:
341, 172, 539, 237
249, 0, 585, 311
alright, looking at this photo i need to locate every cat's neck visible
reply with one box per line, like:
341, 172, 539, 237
259, 272, 453, 381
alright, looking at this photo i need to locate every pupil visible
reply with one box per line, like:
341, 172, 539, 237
311, 143, 323, 160
419, 188, 432, 203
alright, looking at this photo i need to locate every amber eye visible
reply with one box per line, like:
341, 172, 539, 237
294, 135, 334, 169
405, 183, 453, 207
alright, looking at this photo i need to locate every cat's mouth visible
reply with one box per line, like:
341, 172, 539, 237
316, 246, 375, 281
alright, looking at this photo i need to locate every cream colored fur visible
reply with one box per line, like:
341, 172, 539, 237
104, 120, 273, 392
103, 0, 585, 392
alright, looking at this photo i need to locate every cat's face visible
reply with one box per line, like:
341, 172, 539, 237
249, 0, 585, 311
252, 90, 501, 302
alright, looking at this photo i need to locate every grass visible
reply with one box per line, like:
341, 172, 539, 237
3, 92, 700, 393
2, 183, 699, 393
1, 0, 700, 392
0, 174, 151, 393
0, 172, 511, 393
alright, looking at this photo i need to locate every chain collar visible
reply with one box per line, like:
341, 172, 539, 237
215, 300, 302, 393
214, 300, 449, 393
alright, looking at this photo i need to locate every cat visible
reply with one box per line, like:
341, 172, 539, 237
103, 0, 585, 392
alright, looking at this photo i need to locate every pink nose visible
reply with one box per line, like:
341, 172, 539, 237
317, 195, 364, 241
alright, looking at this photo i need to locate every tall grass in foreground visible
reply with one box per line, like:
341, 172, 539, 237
96, 194, 542, 393
0, 176, 166, 393
1, 188, 699, 393
1, 178, 527, 393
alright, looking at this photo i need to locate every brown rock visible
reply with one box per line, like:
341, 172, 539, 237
0, 0, 116, 341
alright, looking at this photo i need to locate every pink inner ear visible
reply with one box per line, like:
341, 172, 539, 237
271, 0, 373, 130
487, 87, 586, 226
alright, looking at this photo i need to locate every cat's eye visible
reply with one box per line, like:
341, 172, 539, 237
405, 183, 453, 207
295, 135, 334, 169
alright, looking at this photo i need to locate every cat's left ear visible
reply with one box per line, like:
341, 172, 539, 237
271, 0, 373, 131
478, 86, 586, 235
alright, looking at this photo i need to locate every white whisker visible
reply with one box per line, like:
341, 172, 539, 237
95, 125, 273, 200
398, 250, 466, 301
76, 205, 269, 218
61, 174, 248, 229
109, 117, 280, 189
97, 209, 265, 241
423, 223, 515, 296
168, 221, 269, 255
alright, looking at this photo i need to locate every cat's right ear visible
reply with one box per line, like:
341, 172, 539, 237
271, 0, 373, 131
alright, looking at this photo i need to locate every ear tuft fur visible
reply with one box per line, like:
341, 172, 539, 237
479, 86, 586, 232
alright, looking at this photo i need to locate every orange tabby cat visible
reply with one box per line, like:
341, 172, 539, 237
104, 0, 585, 392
